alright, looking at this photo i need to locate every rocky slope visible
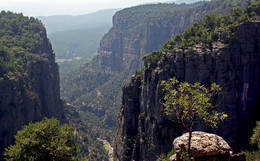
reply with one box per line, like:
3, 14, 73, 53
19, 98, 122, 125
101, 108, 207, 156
61, 0, 252, 141
0, 12, 62, 159
114, 19, 260, 161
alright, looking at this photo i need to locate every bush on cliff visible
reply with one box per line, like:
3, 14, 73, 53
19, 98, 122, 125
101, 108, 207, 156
161, 0, 260, 53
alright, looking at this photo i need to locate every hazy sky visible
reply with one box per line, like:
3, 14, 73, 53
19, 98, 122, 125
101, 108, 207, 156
0, 0, 181, 16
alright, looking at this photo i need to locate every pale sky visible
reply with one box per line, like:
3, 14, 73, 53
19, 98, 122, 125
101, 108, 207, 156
0, 0, 180, 16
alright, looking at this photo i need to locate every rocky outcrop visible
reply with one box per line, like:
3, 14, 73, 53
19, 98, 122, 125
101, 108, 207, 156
0, 16, 62, 159
114, 20, 260, 161
171, 131, 230, 161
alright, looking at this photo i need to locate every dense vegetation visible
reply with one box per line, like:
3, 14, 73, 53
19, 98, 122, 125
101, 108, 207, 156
60, 63, 117, 103
63, 105, 109, 161
61, 68, 130, 142
143, 0, 259, 69
114, 0, 252, 35
58, 56, 93, 76
0, 11, 47, 78
246, 121, 260, 160
4, 118, 81, 161
162, 4, 258, 51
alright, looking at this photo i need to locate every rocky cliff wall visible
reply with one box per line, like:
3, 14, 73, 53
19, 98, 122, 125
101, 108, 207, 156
95, 0, 251, 73
96, 5, 203, 72
75, 1, 240, 131
61, 0, 252, 144
0, 18, 62, 159
114, 20, 260, 161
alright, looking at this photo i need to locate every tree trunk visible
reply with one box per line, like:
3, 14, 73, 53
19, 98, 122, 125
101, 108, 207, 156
188, 130, 192, 155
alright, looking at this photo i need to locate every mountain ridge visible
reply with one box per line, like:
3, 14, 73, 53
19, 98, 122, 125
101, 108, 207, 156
37, 9, 119, 34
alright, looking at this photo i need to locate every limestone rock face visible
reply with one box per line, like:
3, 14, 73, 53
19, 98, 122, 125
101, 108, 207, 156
114, 20, 260, 161
173, 131, 230, 160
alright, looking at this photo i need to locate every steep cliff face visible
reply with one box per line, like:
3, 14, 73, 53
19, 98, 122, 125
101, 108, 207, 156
61, 1, 252, 141
114, 20, 260, 161
96, 3, 210, 72
0, 12, 62, 159
95, 0, 251, 73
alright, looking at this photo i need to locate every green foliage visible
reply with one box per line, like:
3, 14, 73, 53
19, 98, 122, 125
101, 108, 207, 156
0, 11, 46, 78
162, 40, 176, 52
60, 62, 115, 102
163, 14, 231, 51
245, 150, 260, 161
251, 121, 260, 149
161, 77, 227, 129
244, 0, 260, 17
161, 0, 259, 52
115, 0, 252, 36
142, 51, 163, 69
156, 149, 175, 161
245, 121, 260, 161
161, 77, 227, 154
4, 117, 81, 161
63, 105, 109, 161
58, 56, 93, 76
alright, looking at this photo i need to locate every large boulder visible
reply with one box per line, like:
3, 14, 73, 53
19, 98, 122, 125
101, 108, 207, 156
171, 131, 230, 161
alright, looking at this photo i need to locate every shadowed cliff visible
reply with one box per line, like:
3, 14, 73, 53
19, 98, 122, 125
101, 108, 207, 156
0, 11, 62, 159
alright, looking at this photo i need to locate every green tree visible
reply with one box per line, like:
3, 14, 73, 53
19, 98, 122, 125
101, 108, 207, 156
4, 117, 81, 161
161, 77, 228, 155
246, 121, 260, 160
251, 121, 260, 149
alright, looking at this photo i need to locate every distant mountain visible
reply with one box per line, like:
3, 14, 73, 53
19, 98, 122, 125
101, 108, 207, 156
37, 9, 119, 34
37, 9, 119, 59
174, 0, 210, 4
